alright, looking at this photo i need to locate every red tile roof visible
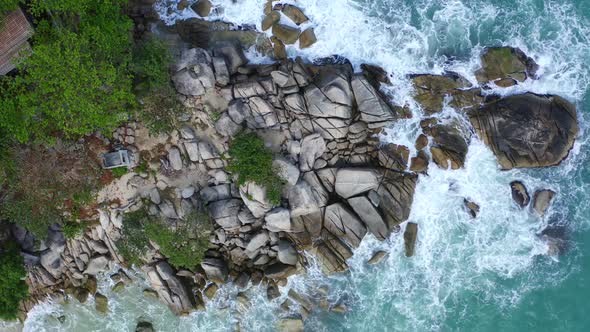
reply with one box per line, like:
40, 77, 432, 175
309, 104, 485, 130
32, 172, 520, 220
0, 8, 34, 75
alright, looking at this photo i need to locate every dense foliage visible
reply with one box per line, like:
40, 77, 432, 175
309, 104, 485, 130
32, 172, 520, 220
117, 209, 211, 269
0, 0, 134, 143
0, 243, 29, 320
227, 132, 283, 204
0, 0, 19, 15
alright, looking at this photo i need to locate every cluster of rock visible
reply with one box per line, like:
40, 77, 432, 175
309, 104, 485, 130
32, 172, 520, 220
7, 212, 127, 320
262, 1, 317, 58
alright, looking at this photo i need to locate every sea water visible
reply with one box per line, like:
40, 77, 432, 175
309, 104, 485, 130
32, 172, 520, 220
6, 0, 590, 331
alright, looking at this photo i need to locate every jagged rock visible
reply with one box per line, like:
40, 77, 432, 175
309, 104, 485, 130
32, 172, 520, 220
314, 230, 353, 274
271, 36, 287, 59
410, 150, 429, 173
265, 208, 292, 232
299, 134, 326, 172
282, 5, 309, 25
423, 121, 469, 170
212, 56, 230, 86
378, 144, 409, 171
510, 181, 530, 208
361, 63, 391, 86
532, 189, 556, 217
201, 258, 229, 284
95, 293, 108, 314
273, 157, 300, 186
204, 283, 218, 299
40, 249, 64, 279
88, 240, 109, 255
469, 93, 578, 169
377, 172, 417, 229
347, 196, 388, 241
288, 175, 329, 217
267, 282, 281, 300
84, 256, 109, 276
475, 47, 538, 85
411, 73, 482, 113
191, 0, 212, 17
313, 117, 350, 140
172, 65, 214, 97
200, 185, 231, 203
208, 199, 242, 229
351, 75, 395, 128
324, 203, 367, 248
272, 24, 300, 44
234, 272, 250, 289
246, 97, 279, 129
299, 28, 316, 48
135, 321, 154, 332
464, 199, 480, 218
213, 43, 248, 75
215, 113, 242, 137
335, 168, 382, 199
403, 222, 418, 257
159, 200, 178, 219
265, 263, 297, 279
262, 11, 281, 31
304, 78, 353, 119
277, 316, 304, 332
233, 81, 267, 98
277, 240, 298, 265
240, 182, 273, 218
168, 147, 183, 171
367, 251, 388, 265
245, 231, 270, 253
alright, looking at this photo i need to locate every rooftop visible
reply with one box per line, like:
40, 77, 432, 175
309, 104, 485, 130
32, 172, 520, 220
0, 8, 34, 75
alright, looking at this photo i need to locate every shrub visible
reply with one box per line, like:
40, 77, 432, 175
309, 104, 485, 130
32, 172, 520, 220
226, 132, 283, 205
0, 143, 101, 238
110, 167, 129, 178
145, 212, 211, 270
62, 220, 90, 239
0, 242, 29, 320
117, 209, 211, 269
0, 0, 19, 15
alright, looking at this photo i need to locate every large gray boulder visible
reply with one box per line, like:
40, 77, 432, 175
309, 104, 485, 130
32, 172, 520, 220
84, 256, 109, 276
377, 172, 417, 229
334, 168, 382, 199
273, 157, 300, 186
313, 229, 353, 274
288, 176, 329, 217
404, 222, 418, 257
347, 196, 388, 241
172, 48, 215, 96
475, 47, 539, 85
201, 258, 229, 284
265, 208, 291, 232
240, 182, 273, 218
277, 239, 298, 265
510, 181, 530, 208
532, 189, 556, 217
323, 203, 367, 248
299, 134, 326, 172
167, 147, 183, 171
208, 199, 242, 229
469, 93, 579, 169
351, 75, 395, 128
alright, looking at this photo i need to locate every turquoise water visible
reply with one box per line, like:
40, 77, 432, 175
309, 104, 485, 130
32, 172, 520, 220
6, 0, 590, 331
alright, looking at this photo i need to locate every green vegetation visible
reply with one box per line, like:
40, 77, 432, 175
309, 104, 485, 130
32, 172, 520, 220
110, 167, 129, 178
117, 209, 212, 269
227, 132, 283, 205
0, 242, 29, 320
62, 220, 90, 239
131, 38, 183, 135
0, 143, 101, 238
0, 0, 134, 143
0, 0, 19, 15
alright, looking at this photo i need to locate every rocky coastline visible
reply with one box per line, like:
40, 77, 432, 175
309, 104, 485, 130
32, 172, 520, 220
4, 2, 579, 330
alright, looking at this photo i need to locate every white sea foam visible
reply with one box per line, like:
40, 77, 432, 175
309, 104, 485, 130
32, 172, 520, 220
19, 0, 590, 330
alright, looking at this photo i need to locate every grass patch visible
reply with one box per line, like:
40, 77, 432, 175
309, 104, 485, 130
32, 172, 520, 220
110, 167, 128, 178
0, 242, 29, 320
226, 132, 283, 205
62, 220, 90, 239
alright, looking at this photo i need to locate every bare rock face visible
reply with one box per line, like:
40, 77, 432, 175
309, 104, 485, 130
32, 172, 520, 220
351, 75, 395, 128
377, 172, 418, 229
347, 196, 388, 241
208, 199, 242, 229
201, 258, 229, 284
510, 181, 530, 208
422, 120, 469, 170
313, 230, 353, 274
469, 93, 578, 169
475, 47, 539, 85
323, 203, 367, 248
144, 261, 196, 315
299, 134, 327, 172
411, 73, 482, 113
532, 189, 556, 217
172, 48, 215, 96
334, 168, 382, 199
377, 144, 409, 171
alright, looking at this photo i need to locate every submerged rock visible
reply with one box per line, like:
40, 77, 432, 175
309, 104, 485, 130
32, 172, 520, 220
470, 93, 578, 169
95, 293, 108, 314
403, 222, 418, 257
135, 321, 155, 332
475, 47, 539, 85
464, 199, 480, 218
510, 181, 530, 208
276, 316, 304, 332
532, 189, 556, 217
